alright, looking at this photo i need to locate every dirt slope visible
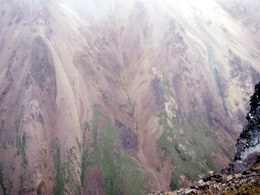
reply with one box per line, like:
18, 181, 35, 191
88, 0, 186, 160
0, 0, 260, 194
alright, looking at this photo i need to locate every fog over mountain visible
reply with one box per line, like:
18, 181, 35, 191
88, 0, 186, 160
0, 0, 260, 194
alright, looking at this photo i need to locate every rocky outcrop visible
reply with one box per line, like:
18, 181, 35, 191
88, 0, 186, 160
235, 82, 260, 160
150, 82, 260, 194
151, 152, 260, 194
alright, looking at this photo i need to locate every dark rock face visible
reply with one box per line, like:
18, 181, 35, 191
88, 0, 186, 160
31, 36, 56, 95
222, 152, 260, 175
235, 82, 260, 160
151, 77, 167, 108
115, 120, 138, 149
37, 181, 46, 195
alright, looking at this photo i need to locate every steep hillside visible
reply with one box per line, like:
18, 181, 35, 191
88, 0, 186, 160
151, 81, 260, 195
0, 0, 260, 194
217, 0, 260, 47
151, 152, 260, 195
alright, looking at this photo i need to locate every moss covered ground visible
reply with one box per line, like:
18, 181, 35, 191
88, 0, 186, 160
81, 105, 148, 195
157, 110, 231, 190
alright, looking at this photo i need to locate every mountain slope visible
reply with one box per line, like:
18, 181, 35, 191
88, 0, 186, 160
152, 81, 260, 195
0, 0, 260, 194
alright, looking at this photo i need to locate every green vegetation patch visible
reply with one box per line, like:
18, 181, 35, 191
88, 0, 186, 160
53, 139, 81, 195
157, 110, 230, 190
118, 152, 149, 195
15, 118, 28, 168
0, 166, 7, 195
0, 165, 13, 195
81, 105, 148, 195
0, 120, 4, 138
53, 139, 65, 195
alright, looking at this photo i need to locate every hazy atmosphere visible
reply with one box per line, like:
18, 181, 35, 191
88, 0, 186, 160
0, 0, 260, 194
